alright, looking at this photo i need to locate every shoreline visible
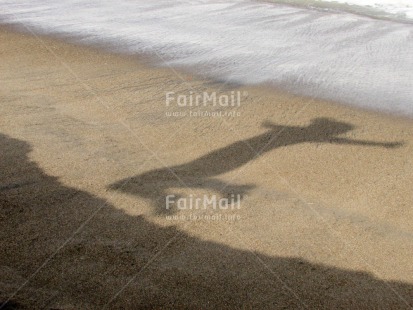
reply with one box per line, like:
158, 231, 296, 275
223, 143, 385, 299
1, 27, 412, 308
1, 20, 412, 121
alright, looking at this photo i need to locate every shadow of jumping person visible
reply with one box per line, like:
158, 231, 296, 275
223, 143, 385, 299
108, 118, 403, 214
0, 133, 412, 309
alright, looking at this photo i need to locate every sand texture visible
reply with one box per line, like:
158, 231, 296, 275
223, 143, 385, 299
1, 28, 412, 309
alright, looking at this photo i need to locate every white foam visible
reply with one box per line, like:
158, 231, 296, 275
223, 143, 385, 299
1, 0, 412, 116
269, 0, 413, 22
320, 0, 413, 20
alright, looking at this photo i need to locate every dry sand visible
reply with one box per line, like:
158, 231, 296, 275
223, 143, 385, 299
0, 27, 412, 309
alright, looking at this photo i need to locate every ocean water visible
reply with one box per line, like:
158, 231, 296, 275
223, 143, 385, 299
1, 0, 412, 116
269, 0, 413, 22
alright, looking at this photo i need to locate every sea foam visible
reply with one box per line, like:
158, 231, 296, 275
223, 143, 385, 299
1, 0, 412, 116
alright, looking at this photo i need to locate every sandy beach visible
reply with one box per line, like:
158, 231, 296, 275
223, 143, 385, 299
1, 27, 412, 308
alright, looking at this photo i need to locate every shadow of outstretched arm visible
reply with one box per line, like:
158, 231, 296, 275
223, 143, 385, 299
328, 137, 404, 148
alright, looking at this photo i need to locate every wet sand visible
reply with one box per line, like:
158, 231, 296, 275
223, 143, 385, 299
1, 28, 412, 309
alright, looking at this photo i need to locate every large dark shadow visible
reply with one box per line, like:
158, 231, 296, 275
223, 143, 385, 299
108, 118, 403, 215
1, 133, 411, 309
